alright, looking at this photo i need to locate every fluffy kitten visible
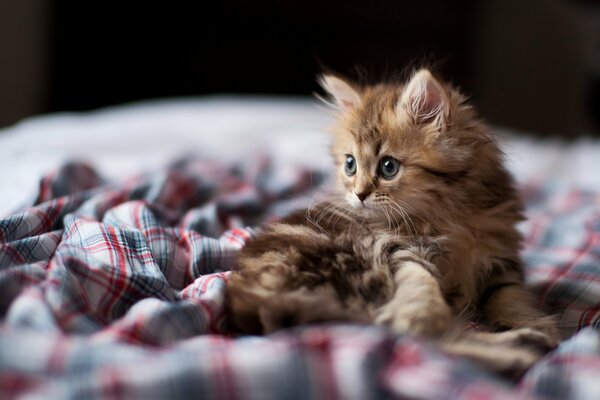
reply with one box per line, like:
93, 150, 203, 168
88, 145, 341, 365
226, 69, 561, 376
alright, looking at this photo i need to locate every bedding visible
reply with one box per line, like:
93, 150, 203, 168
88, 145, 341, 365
1, 98, 600, 399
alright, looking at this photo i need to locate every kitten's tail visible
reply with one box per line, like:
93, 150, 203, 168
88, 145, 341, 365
226, 276, 370, 335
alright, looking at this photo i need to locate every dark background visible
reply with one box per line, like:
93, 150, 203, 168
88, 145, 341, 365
1, 0, 600, 136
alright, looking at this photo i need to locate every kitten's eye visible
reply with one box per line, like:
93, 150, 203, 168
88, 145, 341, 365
379, 157, 400, 179
344, 155, 357, 176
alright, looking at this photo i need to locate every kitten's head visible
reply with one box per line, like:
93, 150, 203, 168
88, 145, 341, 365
319, 69, 518, 227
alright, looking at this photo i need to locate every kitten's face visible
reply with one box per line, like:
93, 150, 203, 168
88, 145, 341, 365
321, 70, 505, 225
332, 113, 454, 223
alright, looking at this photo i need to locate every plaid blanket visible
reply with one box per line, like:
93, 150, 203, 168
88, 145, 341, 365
1, 158, 599, 399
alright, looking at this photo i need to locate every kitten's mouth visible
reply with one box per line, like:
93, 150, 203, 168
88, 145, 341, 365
348, 201, 378, 217
344, 194, 380, 217
348, 200, 367, 210
347, 199, 400, 221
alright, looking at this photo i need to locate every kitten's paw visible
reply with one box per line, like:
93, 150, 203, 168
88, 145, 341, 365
376, 301, 452, 337
497, 328, 559, 353
472, 327, 559, 354
526, 320, 563, 348
442, 340, 541, 379
448, 327, 560, 379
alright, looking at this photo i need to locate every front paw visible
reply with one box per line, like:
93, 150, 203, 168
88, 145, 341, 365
376, 300, 452, 337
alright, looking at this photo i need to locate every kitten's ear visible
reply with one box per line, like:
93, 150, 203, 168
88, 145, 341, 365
318, 74, 361, 110
399, 69, 449, 130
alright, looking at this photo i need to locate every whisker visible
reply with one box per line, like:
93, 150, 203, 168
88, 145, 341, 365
388, 199, 420, 234
386, 200, 418, 245
305, 196, 327, 233
381, 203, 392, 231
331, 203, 354, 230
314, 202, 339, 225
394, 199, 426, 223
384, 203, 401, 238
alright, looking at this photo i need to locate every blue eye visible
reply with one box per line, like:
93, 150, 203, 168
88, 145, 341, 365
379, 157, 400, 179
344, 155, 357, 176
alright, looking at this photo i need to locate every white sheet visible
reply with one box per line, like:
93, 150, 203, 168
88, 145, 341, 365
1, 96, 599, 216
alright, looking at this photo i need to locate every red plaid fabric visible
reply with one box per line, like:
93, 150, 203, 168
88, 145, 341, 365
1, 159, 599, 399
520, 185, 600, 335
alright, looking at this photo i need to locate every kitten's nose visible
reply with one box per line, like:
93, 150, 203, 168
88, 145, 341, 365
355, 191, 371, 202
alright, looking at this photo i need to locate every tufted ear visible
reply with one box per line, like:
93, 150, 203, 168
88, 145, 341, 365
398, 69, 449, 130
318, 74, 361, 110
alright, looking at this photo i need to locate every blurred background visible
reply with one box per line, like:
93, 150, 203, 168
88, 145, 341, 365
1, 0, 599, 136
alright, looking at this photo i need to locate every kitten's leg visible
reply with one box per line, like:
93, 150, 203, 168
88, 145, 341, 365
441, 329, 549, 379
440, 272, 560, 378
481, 278, 562, 347
375, 251, 452, 337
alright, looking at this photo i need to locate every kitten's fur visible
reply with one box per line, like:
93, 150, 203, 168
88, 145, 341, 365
226, 69, 561, 376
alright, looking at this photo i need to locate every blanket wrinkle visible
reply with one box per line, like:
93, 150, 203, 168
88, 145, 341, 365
0, 159, 599, 399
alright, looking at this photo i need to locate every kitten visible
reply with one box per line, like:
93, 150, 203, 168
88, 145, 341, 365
226, 69, 561, 376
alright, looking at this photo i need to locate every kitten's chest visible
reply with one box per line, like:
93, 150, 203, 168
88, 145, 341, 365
435, 234, 486, 311
369, 227, 481, 311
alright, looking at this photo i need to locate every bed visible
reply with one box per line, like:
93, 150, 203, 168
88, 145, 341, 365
1, 97, 599, 399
